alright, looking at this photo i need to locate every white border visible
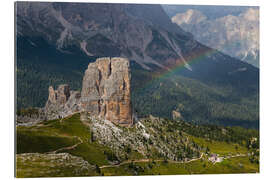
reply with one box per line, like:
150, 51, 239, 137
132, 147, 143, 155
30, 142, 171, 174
1, 0, 270, 180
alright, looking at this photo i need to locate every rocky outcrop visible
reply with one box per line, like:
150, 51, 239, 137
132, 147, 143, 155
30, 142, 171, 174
16, 153, 95, 177
42, 57, 133, 127
44, 84, 81, 120
16, 108, 46, 126
86, 114, 201, 161
16, 57, 134, 127
81, 57, 133, 126
46, 84, 70, 106
172, 110, 182, 120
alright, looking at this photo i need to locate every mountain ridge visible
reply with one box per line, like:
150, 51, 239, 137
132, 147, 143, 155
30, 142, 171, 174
170, 7, 259, 67
16, 2, 259, 128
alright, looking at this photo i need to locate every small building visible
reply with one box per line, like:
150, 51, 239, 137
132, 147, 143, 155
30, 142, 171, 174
208, 154, 223, 163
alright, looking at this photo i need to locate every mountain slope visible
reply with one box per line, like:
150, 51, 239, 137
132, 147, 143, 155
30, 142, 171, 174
16, 2, 188, 69
162, 5, 251, 19
15, 2, 259, 128
132, 72, 259, 128
169, 8, 259, 67
16, 113, 259, 177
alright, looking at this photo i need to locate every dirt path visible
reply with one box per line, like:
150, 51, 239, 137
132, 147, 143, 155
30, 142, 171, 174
100, 159, 156, 169
99, 152, 249, 169
60, 114, 73, 123
223, 153, 247, 159
100, 153, 204, 169
46, 136, 83, 154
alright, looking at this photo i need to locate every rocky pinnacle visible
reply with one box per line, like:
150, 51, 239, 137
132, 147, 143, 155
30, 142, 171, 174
43, 57, 133, 126
81, 57, 133, 126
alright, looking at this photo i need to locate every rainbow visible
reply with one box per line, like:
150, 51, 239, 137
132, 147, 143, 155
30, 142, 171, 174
132, 47, 219, 93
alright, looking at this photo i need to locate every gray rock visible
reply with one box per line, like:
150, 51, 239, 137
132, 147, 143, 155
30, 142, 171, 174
44, 84, 81, 120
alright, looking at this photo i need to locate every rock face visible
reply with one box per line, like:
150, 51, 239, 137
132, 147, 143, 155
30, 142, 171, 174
172, 9, 207, 25
172, 110, 182, 120
45, 84, 81, 120
171, 8, 259, 67
42, 57, 133, 127
81, 57, 133, 126
16, 2, 193, 70
47, 84, 70, 105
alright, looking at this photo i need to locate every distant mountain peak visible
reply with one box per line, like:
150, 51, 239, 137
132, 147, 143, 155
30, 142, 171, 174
171, 7, 259, 67
172, 9, 207, 25
240, 8, 259, 21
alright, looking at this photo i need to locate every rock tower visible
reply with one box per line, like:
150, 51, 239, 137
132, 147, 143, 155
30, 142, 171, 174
44, 57, 133, 126
81, 57, 133, 126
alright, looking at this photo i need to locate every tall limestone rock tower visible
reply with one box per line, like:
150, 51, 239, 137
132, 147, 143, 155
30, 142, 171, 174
81, 57, 133, 126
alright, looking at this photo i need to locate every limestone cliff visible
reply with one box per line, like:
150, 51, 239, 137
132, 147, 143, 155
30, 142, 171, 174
43, 57, 133, 126
44, 84, 81, 120
81, 57, 133, 126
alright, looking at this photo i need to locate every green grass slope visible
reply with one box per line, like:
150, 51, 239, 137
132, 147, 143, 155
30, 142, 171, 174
101, 156, 258, 176
16, 114, 117, 177
16, 114, 259, 177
